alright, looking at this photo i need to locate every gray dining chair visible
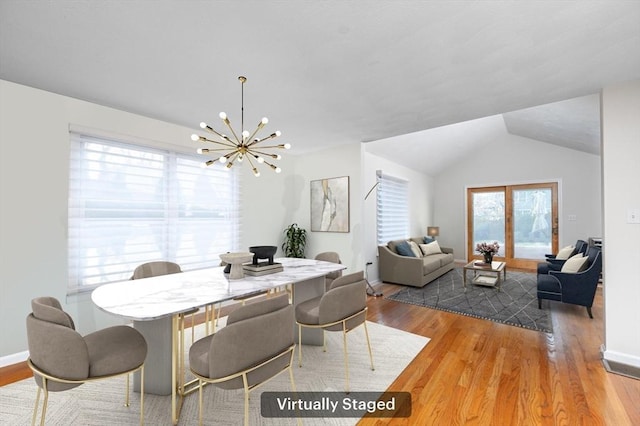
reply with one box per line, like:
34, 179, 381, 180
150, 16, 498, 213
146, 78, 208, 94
314, 251, 343, 291
26, 297, 147, 425
295, 271, 374, 392
188, 293, 296, 426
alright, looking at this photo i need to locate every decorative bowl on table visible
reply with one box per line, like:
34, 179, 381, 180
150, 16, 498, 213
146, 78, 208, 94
248, 245, 277, 265
219, 252, 254, 279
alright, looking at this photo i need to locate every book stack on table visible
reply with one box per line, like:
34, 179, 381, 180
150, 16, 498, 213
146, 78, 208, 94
243, 262, 284, 276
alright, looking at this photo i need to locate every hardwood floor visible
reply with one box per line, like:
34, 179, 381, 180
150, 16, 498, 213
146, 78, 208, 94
358, 282, 640, 426
3, 280, 638, 425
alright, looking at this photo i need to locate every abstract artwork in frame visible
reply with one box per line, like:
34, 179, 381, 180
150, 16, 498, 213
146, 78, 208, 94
310, 176, 350, 232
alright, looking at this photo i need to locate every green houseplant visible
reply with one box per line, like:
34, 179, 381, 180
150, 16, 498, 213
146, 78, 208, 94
282, 223, 307, 258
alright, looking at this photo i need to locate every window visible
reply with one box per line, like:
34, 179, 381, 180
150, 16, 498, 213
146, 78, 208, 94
376, 171, 409, 244
68, 132, 240, 294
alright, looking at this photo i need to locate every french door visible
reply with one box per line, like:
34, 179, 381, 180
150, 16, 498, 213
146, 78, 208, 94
467, 182, 559, 270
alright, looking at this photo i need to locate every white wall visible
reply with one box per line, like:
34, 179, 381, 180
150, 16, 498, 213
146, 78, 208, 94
0, 80, 293, 359
285, 143, 363, 274
362, 150, 435, 284
601, 80, 640, 369
432, 116, 602, 260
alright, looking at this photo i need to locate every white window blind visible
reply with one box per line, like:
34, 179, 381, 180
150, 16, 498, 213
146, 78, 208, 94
376, 171, 409, 244
68, 133, 240, 294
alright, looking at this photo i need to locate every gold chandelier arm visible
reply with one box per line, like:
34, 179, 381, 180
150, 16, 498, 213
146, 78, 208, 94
251, 144, 288, 150
245, 120, 267, 145
201, 124, 235, 144
244, 154, 261, 177
197, 136, 238, 149
247, 131, 280, 147
198, 147, 238, 153
220, 116, 243, 145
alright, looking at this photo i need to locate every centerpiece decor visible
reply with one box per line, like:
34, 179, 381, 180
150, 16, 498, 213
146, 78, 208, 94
476, 241, 500, 264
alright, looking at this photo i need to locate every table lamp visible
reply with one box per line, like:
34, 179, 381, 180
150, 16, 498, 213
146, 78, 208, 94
427, 226, 439, 240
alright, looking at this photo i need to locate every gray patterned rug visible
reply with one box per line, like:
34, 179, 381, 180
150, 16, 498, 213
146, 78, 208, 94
0, 320, 428, 425
387, 268, 552, 333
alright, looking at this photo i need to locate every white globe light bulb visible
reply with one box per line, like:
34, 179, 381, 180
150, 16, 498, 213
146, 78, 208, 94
219, 112, 227, 120
275, 167, 282, 173
275, 130, 282, 137
200, 122, 207, 129
257, 156, 264, 163
219, 156, 227, 164
261, 117, 269, 125
284, 143, 291, 149
191, 134, 200, 141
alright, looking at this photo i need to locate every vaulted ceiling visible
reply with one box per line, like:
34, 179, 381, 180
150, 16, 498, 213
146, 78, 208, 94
1, 1, 638, 173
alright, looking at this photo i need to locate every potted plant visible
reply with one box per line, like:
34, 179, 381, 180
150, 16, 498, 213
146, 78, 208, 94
282, 223, 307, 258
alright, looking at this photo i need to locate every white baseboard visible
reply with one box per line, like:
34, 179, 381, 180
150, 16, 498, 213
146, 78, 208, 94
601, 347, 640, 368
0, 351, 29, 368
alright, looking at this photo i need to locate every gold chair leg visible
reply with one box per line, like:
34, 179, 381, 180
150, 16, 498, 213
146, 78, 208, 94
140, 366, 145, 426
40, 380, 49, 426
31, 385, 41, 426
363, 320, 375, 371
125, 373, 130, 407
198, 379, 203, 426
343, 322, 350, 393
297, 324, 303, 367
242, 374, 250, 426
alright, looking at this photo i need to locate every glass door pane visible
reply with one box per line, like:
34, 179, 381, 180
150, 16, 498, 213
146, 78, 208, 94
513, 188, 552, 259
472, 191, 505, 257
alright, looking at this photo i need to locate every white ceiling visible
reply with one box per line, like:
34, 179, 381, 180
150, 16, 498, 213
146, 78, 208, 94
1, 1, 639, 173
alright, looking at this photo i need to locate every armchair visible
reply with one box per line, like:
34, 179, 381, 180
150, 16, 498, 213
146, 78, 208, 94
537, 247, 602, 318
537, 239, 588, 275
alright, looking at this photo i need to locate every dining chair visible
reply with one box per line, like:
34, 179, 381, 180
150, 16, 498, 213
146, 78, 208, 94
314, 251, 343, 291
295, 271, 374, 393
26, 297, 147, 425
188, 293, 296, 426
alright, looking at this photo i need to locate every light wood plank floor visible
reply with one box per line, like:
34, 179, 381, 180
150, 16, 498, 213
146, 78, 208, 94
358, 281, 640, 426
3, 279, 638, 425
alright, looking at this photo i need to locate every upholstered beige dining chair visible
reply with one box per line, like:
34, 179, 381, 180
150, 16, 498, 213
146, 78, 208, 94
314, 251, 343, 291
188, 293, 296, 426
26, 297, 147, 425
295, 271, 374, 392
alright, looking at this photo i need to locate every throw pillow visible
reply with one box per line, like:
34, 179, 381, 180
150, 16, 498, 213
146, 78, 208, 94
408, 240, 422, 257
395, 241, 416, 257
423, 236, 435, 244
420, 240, 442, 256
561, 253, 588, 273
555, 245, 575, 260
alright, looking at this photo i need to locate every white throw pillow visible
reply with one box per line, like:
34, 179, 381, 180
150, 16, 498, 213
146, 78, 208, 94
408, 240, 422, 258
561, 253, 588, 273
420, 240, 442, 256
555, 245, 575, 260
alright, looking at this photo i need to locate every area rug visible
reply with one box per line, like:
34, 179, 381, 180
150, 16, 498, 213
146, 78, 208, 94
0, 320, 428, 425
387, 268, 552, 333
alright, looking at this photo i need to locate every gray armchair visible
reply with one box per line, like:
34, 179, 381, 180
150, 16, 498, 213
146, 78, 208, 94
188, 293, 296, 426
314, 251, 343, 290
26, 297, 147, 425
295, 271, 375, 392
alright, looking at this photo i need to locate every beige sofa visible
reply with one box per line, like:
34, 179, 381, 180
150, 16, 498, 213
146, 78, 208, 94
378, 237, 454, 287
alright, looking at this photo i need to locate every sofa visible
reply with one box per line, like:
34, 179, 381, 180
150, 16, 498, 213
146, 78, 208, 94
378, 237, 454, 287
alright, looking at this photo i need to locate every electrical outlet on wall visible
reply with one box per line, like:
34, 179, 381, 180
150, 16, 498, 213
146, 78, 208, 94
627, 209, 640, 224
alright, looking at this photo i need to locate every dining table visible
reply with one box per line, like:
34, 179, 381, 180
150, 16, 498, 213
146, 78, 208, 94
91, 257, 346, 424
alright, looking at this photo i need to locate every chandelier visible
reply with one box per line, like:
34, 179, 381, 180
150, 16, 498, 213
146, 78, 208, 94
192, 76, 290, 176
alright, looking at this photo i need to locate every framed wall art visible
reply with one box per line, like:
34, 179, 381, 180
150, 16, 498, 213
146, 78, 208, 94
310, 176, 350, 232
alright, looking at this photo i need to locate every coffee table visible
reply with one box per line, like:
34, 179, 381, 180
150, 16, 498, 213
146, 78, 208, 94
463, 260, 507, 290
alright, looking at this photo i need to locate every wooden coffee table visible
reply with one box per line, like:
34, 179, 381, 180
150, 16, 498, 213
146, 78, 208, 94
463, 260, 507, 291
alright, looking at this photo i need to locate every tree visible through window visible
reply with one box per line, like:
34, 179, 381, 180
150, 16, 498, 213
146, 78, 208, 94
68, 133, 240, 293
